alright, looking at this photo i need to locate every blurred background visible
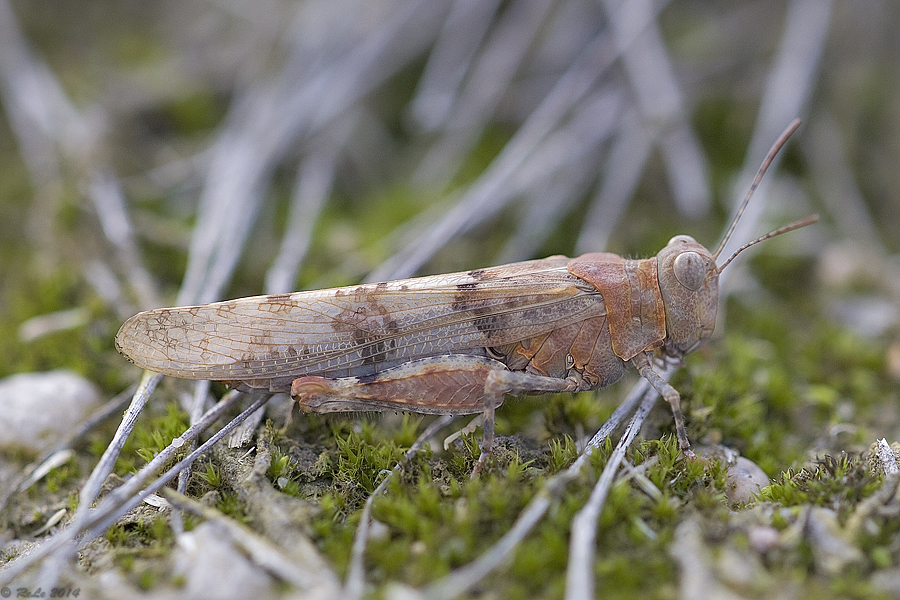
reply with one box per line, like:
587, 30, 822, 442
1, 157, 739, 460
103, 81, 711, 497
3, 0, 900, 595
0, 0, 897, 389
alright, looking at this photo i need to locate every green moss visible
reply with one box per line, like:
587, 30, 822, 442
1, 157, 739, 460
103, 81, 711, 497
197, 463, 222, 488
215, 492, 250, 524
674, 298, 893, 476
289, 423, 732, 598
112, 401, 190, 475
105, 515, 174, 561
266, 449, 291, 481
0, 266, 124, 390
158, 91, 226, 135
42, 463, 80, 493
758, 454, 879, 518
541, 390, 623, 441
547, 436, 579, 473
103, 515, 177, 591
363, 467, 538, 585
333, 427, 407, 495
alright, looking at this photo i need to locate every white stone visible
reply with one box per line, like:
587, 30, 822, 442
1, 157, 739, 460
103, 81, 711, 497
0, 370, 101, 454
172, 523, 276, 600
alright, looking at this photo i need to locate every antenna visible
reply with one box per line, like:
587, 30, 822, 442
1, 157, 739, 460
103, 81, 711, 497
712, 119, 802, 261
716, 214, 818, 273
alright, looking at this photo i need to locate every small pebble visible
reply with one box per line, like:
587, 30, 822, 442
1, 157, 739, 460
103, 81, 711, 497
694, 445, 770, 504
726, 456, 770, 504
748, 526, 781, 553
172, 523, 275, 600
0, 370, 101, 454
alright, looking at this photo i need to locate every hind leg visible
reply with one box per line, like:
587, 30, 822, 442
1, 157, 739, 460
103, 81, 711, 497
289, 355, 580, 476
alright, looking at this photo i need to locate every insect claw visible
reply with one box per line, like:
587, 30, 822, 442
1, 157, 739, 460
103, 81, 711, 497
443, 414, 484, 451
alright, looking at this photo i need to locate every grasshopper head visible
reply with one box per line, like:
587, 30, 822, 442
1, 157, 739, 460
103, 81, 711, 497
656, 235, 719, 357
649, 121, 816, 360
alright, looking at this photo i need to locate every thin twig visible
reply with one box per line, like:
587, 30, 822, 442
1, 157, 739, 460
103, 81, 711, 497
599, 0, 710, 218
178, 0, 447, 306
0, 391, 265, 584
408, 0, 502, 133
161, 489, 342, 594
345, 415, 457, 600
81, 393, 271, 542
564, 381, 663, 600
172, 379, 213, 534
421, 368, 669, 600
575, 108, 653, 255
0, 383, 136, 511
76, 371, 161, 516
717, 0, 832, 290
412, 0, 556, 185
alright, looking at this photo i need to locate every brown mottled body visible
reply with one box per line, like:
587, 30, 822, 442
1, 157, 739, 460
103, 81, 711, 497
116, 236, 719, 465
115, 120, 816, 474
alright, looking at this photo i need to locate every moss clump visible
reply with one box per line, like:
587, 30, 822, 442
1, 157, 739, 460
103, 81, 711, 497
757, 453, 879, 517
101, 401, 190, 475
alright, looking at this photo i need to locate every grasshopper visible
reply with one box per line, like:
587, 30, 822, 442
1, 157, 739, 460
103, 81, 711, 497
116, 119, 816, 472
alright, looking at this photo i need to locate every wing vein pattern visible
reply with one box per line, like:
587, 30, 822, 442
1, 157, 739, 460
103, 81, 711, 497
115, 257, 606, 388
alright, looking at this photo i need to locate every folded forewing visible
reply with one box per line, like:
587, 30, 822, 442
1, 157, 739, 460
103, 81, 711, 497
115, 256, 606, 385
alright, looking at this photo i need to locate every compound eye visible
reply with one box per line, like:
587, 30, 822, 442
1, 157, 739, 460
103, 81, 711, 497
667, 234, 696, 246
673, 251, 705, 291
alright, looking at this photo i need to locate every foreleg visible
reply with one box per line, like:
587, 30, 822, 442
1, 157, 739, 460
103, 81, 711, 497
631, 352, 695, 458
